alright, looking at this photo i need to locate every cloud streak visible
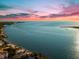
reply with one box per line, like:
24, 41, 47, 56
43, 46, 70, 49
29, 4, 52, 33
0, 4, 12, 10
0, 0, 79, 22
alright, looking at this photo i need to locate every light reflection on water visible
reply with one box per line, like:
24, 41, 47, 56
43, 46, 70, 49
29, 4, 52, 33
4, 22, 79, 59
66, 29, 79, 59
71, 30, 79, 59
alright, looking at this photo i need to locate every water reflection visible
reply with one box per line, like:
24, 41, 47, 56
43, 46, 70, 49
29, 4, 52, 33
4, 22, 79, 59
68, 29, 79, 59
62, 28, 79, 59
72, 30, 79, 59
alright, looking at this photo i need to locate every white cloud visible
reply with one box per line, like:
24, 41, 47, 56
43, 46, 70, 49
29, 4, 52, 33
0, 8, 26, 15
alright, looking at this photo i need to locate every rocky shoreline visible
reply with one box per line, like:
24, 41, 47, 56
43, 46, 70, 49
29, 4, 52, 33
0, 22, 48, 59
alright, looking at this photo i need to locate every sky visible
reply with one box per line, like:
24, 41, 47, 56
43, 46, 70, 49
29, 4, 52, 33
0, 0, 79, 16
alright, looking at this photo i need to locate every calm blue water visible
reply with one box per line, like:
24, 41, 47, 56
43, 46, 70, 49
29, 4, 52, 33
4, 21, 79, 59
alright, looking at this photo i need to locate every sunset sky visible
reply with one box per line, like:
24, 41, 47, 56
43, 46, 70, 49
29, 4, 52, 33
0, 0, 79, 21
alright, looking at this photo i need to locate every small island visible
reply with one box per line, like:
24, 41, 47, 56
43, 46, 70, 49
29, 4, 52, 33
0, 22, 48, 59
60, 25, 79, 29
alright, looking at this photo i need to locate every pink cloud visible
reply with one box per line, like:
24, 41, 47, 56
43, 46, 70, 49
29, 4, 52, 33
63, 4, 79, 14
0, 9, 26, 15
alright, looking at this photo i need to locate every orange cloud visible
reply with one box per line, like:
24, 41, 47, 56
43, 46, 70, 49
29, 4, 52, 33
0, 15, 79, 22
